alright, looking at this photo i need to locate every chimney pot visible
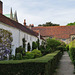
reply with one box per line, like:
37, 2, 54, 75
31, 24, 34, 27
24, 19, 26, 26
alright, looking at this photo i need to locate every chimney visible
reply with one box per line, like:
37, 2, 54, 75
0, 1, 3, 14
29, 24, 32, 29
24, 19, 26, 26
29, 24, 34, 29
31, 24, 34, 27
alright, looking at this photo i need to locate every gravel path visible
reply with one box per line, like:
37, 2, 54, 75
53, 51, 75, 75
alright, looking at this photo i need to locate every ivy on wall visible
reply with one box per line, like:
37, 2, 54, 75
22, 38, 26, 48
27, 43, 31, 51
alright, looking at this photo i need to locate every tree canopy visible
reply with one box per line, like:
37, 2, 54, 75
38, 22, 60, 26
67, 22, 75, 26
46, 38, 61, 52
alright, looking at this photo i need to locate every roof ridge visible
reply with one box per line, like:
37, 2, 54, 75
0, 14, 39, 37
33, 25, 75, 28
32, 25, 75, 39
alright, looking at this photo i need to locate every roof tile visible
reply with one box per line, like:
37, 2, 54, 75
0, 14, 38, 37
32, 26, 75, 39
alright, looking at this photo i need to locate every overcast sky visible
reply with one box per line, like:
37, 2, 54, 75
2, 0, 75, 26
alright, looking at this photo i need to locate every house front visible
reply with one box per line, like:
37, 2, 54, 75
0, 1, 44, 56
32, 26, 75, 44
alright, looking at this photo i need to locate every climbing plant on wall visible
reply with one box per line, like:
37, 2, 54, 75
32, 41, 37, 50
27, 43, 31, 51
0, 29, 13, 60
22, 38, 26, 48
36, 39, 40, 50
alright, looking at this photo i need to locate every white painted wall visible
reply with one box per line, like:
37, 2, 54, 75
0, 22, 20, 55
19, 30, 38, 51
0, 22, 43, 55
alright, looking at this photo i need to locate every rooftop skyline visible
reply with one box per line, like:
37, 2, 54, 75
2, 0, 75, 26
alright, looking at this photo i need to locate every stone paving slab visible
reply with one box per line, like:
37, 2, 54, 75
53, 51, 75, 75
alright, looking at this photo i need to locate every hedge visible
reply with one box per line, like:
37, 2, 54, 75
0, 51, 62, 75
69, 40, 75, 73
69, 40, 75, 63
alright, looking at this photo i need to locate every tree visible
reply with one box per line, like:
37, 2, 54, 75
67, 22, 75, 26
46, 38, 61, 52
38, 22, 59, 26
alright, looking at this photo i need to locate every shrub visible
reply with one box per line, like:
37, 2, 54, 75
9, 55, 15, 60
16, 46, 25, 56
46, 38, 61, 52
69, 47, 75, 61
0, 51, 62, 75
40, 48, 52, 56
23, 52, 34, 59
39, 41, 47, 55
66, 44, 69, 51
32, 41, 37, 50
15, 53, 22, 60
27, 43, 31, 51
69, 40, 75, 73
60, 42, 66, 51
22, 38, 26, 48
69, 40, 75, 61
31, 49, 42, 58
36, 39, 40, 50
39, 44, 45, 50
57, 45, 66, 54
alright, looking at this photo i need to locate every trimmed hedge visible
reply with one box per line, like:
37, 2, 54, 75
69, 40, 75, 73
69, 47, 75, 61
0, 51, 62, 75
69, 40, 75, 62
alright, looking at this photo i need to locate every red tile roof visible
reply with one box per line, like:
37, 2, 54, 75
32, 26, 75, 39
0, 14, 38, 37
33, 30, 45, 40
33, 30, 40, 33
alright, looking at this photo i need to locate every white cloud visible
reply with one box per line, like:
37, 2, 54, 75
2, 0, 75, 26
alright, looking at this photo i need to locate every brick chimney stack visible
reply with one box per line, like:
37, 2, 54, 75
32, 24, 34, 27
0, 1, 3, 14
24, 19, 26, 26
29, 24, 34, 29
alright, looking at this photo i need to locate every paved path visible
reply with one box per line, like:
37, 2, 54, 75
53, 51, 75, 75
